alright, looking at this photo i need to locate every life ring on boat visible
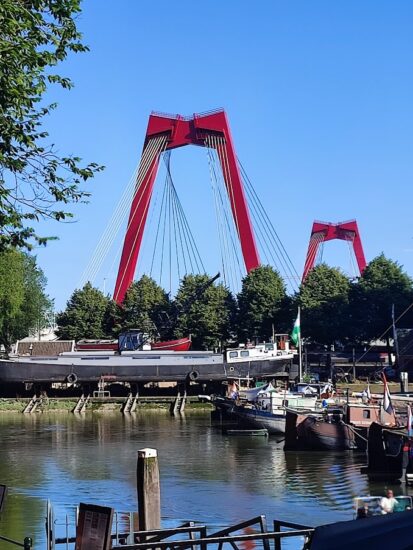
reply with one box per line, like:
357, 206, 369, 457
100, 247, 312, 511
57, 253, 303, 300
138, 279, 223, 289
66, 372, 78, 384
188, 370, 199, 382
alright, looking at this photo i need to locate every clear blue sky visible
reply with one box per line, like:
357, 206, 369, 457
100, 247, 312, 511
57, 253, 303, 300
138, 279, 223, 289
34, 0, 413, 310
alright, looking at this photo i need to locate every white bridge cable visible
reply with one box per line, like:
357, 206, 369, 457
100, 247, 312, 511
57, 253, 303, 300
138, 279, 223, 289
113, 135, 169, 297
78, 135, 167, 289
149, 172, 168, 278
237, 159, 300, 291
213, 135, 245, 285
166, 160, 205, 276
206, 136, 244, 293
347, 239, 358, 278
302, 233, 324, 280
149, 151, 205, 290
308, 233, 325, 271
210, 134, 242, 292
206, 141, 232, 289
80, 135, 165, 287
214, 162, 245, 292
134, 164, 163, 280
171, 178, 205, 274
78, 163, 138, 288
242, 180, 299, 291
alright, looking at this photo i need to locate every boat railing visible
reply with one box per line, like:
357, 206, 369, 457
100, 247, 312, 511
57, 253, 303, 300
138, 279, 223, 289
0, 534, 32, 549
45, 501, 314, 550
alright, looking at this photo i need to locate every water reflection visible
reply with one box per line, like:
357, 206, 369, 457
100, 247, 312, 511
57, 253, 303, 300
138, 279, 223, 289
0, 411, 411, 547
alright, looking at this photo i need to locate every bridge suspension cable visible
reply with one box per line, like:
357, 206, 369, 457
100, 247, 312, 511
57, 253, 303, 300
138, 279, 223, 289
78, 134, 168, 290
205, 135, 245, 293
143, 151, 205, 294
237, 159, 301, 292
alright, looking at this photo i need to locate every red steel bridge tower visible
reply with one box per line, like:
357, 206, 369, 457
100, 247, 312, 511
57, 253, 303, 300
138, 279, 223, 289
302, 220, 367, 282
113, 110, 260, 303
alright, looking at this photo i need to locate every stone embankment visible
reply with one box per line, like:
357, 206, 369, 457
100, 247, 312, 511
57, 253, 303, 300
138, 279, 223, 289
0, 397, 213, 413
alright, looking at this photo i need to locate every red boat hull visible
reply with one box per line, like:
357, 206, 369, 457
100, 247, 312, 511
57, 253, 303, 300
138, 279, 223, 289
151, 338, 191, 352
76, 337, 191, 352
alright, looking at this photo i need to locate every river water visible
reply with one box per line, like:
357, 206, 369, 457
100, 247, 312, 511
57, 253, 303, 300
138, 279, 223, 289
0, 411, 406, 548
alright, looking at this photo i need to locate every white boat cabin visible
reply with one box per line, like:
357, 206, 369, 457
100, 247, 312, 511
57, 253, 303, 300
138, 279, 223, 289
238, 383, 318, 413
226, 335, 294, 363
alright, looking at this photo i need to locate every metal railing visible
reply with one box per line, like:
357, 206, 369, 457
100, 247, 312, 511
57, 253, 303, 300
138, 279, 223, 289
46, 503, 314, 550
0, 535, 32, 549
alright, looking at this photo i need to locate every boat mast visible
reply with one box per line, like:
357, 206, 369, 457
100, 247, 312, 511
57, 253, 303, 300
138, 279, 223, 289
298, 306, 303, 383
392, 303, 400, 367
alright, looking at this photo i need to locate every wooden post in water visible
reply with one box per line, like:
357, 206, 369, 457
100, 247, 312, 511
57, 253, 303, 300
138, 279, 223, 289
137, 448, 161, 530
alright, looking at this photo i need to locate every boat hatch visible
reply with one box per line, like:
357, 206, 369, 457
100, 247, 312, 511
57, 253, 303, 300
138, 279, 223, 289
81, 356, 110, 360
132, 355, 161, 360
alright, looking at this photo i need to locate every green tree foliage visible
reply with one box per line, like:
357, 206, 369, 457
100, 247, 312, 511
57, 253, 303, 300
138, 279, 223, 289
56, 282, 110, 341
350, 254, 413, 343
299, 264, 351, 346
237, 265, 286, 341
120, 275, 170, 337
173, 274, 236, 350
0, 249, 52, 352
0, 0, 103, 250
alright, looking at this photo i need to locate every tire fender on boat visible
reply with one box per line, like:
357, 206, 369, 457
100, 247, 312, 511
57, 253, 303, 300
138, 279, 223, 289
67, 372, 78, 384
188, 370, 199, 382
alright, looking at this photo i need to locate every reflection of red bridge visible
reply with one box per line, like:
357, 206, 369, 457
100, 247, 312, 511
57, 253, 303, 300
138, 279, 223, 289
112, 110, 367, 303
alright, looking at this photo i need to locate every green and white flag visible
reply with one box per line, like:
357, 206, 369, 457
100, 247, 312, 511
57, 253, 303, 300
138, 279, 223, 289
291, 309, 301, 346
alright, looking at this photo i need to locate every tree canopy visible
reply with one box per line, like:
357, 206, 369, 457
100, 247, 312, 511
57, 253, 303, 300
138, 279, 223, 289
298, 264, 351, 346
56, 282, 110, 341
0, 0, 103, 250
237, 265, 286, 341
173, 274, 236, 350
120, 275, 170, 337
350, 254, 413, 343
0, 249, 52, 352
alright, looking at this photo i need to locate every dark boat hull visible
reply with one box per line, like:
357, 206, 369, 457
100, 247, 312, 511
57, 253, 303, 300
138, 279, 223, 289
0, 356, 293, 386
285, 410, 357, 450
212, 397, 285, 434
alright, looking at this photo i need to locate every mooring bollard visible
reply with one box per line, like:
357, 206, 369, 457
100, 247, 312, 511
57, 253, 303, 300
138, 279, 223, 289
400, 371, 409, 393
24, 537, 33, 549
137, 448, 160, 531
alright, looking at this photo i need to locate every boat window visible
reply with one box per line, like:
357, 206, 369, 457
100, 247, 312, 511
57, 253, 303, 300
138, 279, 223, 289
229, 351, 238, 358
240, 350, 249, 357
363, 410, 371, 419
265, 343, 274, 351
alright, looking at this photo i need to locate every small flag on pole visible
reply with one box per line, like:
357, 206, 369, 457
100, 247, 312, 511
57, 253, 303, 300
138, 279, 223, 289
382, 372, 394, 415
291, 309, 301, 347
407, 405, 413, 437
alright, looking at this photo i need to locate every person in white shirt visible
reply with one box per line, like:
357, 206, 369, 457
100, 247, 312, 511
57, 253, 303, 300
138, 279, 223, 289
380, 489, 397, 514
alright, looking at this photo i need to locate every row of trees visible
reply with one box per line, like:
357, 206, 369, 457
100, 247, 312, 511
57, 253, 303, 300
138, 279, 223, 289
56, 254, 413, 350
56, 267, 287, 349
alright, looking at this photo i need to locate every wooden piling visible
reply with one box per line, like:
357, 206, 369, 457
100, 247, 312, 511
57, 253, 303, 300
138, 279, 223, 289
137, 448, 161, 531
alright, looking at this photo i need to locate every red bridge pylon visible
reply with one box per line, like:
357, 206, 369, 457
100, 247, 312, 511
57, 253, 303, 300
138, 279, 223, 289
113, 110, 260, 303
302, 219, 367, 282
